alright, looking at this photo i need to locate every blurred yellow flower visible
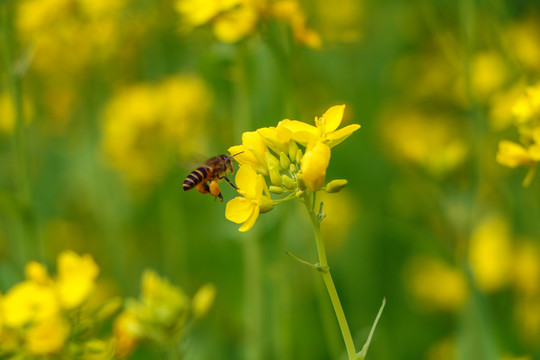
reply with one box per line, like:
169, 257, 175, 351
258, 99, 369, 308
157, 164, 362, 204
381, 109, 468, 175
226, 165, 268, 231
2, 281, 59, 328
513, 240, 540, 296
175, 0, 320, 48
512, 84, 540, 124
406, 256, 469, 311
113, 311, 140, 358
25, 316, 70, 355
301, 140, 331, 192
426, 336, 455, 360
505, 16, 540, 73
469, 51, 508, 101
280, 105, 360, 148
56, 251, 99, 309
469, 216, 512, 292
228, 131, 269, 175
496, 140, 534, 168
102, 75, 211, 188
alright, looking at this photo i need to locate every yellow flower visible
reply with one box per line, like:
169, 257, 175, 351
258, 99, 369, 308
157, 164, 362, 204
2, 281, 59, 328
56, 251, 99, 309
256, 123, 292, 154
301, 141, 331, 192
280, 105, 360, 148
496, 140, 533, 168
113, 311, 140, 358
512, 83, 540, 124
228, 131, 269, 175
406, 257, 469, 311
225, 165, 268, 232
469, 216, 512, 292
213, 4, 259, 43
25, 316, 70, 355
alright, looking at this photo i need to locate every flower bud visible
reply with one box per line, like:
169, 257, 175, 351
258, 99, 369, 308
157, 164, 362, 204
96, 297, 123, 321
325, 179, 348, 193
265, 151, 280, 169
289, 140, 299, 162
259, 198, 274, 213
280, 152, 290, 170
295, 190, 304, 198
301, 141, 330, 192
269, 185, 285, 194
296, 149, 304, 164
282, 175, 296, 190
289, 164, 297, 174
269, 167, 282, 186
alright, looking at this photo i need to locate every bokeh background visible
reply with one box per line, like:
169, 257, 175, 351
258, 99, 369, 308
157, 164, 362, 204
2, 0, 540, 359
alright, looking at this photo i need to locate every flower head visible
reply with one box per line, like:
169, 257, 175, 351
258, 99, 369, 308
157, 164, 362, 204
229, 131, 269, 175
280, 105, 360, 148
301, 141, 331, 192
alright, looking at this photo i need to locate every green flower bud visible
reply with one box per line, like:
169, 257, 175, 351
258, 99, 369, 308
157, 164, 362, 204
269, 167, 282, 186
259, 198, 274, 213
280, 152, 290, 170
296, 149, 304, 164
295, 190, 304, 198
289, 164, 297, 174
192, 283, 216, 319
96, 297, 123, 321
269, 185, 285, 194
282, 175, 296, 190
289, 140, 299, 162
265, 151, 280, 169
296, 172, 306, 190
325, 179, 348, 193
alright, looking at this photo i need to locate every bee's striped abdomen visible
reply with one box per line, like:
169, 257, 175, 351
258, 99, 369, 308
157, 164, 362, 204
183, 166, 210, 191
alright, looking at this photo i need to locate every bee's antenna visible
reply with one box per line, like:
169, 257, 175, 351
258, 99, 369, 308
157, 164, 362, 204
230, 151, 244, 158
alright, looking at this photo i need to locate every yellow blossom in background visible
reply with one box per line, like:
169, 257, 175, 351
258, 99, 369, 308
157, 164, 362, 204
469, 51, 509, 101
174, 0, 321, 48
381, 109, 468, 175
56, 251, 99, 309
496, 140, 534, 168
426, 336, 455, 360
469, 216, 513, 292
102, 75, 211, 188
25, 317, 70, 355
2, 281, 60, 328
513, 240, 540, 296
489, 83, 526, 131
405, 256, 469, 311
0, 93, 16, 135
113, 311, 140, 358
314, 0, 363, 43
512, 83, 540, 124
226, 165, 268, 232
319, 190, 358, 253
504, 17, 540, 73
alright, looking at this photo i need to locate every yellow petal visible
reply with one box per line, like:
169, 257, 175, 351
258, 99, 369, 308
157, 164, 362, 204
213, 5, 258, 43
321, 104, 345, 133
225, 197, 255, 223
279, 119, 318, 145
496, 140, 532, 168
235, 165, 259, 196
239, 204, 260, 232
326, 124, 361, 148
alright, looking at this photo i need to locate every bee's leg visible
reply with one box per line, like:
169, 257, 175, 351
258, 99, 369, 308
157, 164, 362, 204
196, 182, 210, 194
219, 175, 238, 190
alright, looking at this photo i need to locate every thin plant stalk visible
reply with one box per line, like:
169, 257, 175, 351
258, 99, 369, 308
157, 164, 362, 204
304, 192, 357, 360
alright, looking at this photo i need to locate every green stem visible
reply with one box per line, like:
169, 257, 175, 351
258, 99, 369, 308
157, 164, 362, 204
304, 192, 357, 360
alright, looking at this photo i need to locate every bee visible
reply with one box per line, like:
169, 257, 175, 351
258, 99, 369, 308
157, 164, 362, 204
182, 153, 242, 201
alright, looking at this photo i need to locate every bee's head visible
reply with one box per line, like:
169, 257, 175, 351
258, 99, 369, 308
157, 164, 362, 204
226, 151, 244, 174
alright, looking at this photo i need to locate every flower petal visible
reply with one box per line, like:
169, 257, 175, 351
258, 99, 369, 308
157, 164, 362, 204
322, 105, 345, 133
225, 197, 255, 223
235, 165, 259, 196
496, 140, 532, 167
239, 204, 260, 232
326, 124, 361, 148
301, 141, 331, 192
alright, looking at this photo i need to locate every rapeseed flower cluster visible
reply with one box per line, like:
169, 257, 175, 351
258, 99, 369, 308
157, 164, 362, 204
225, 105, 359, 231
101, 75, 211, 189
174, 0, 321, 48
0, 252, 215, 359
0, 251, 108, 358
496, 83, 540, 185
114, 271, 215, 357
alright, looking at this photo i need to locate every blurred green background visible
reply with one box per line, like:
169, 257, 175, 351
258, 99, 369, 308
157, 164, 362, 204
2, 0, 540, 359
